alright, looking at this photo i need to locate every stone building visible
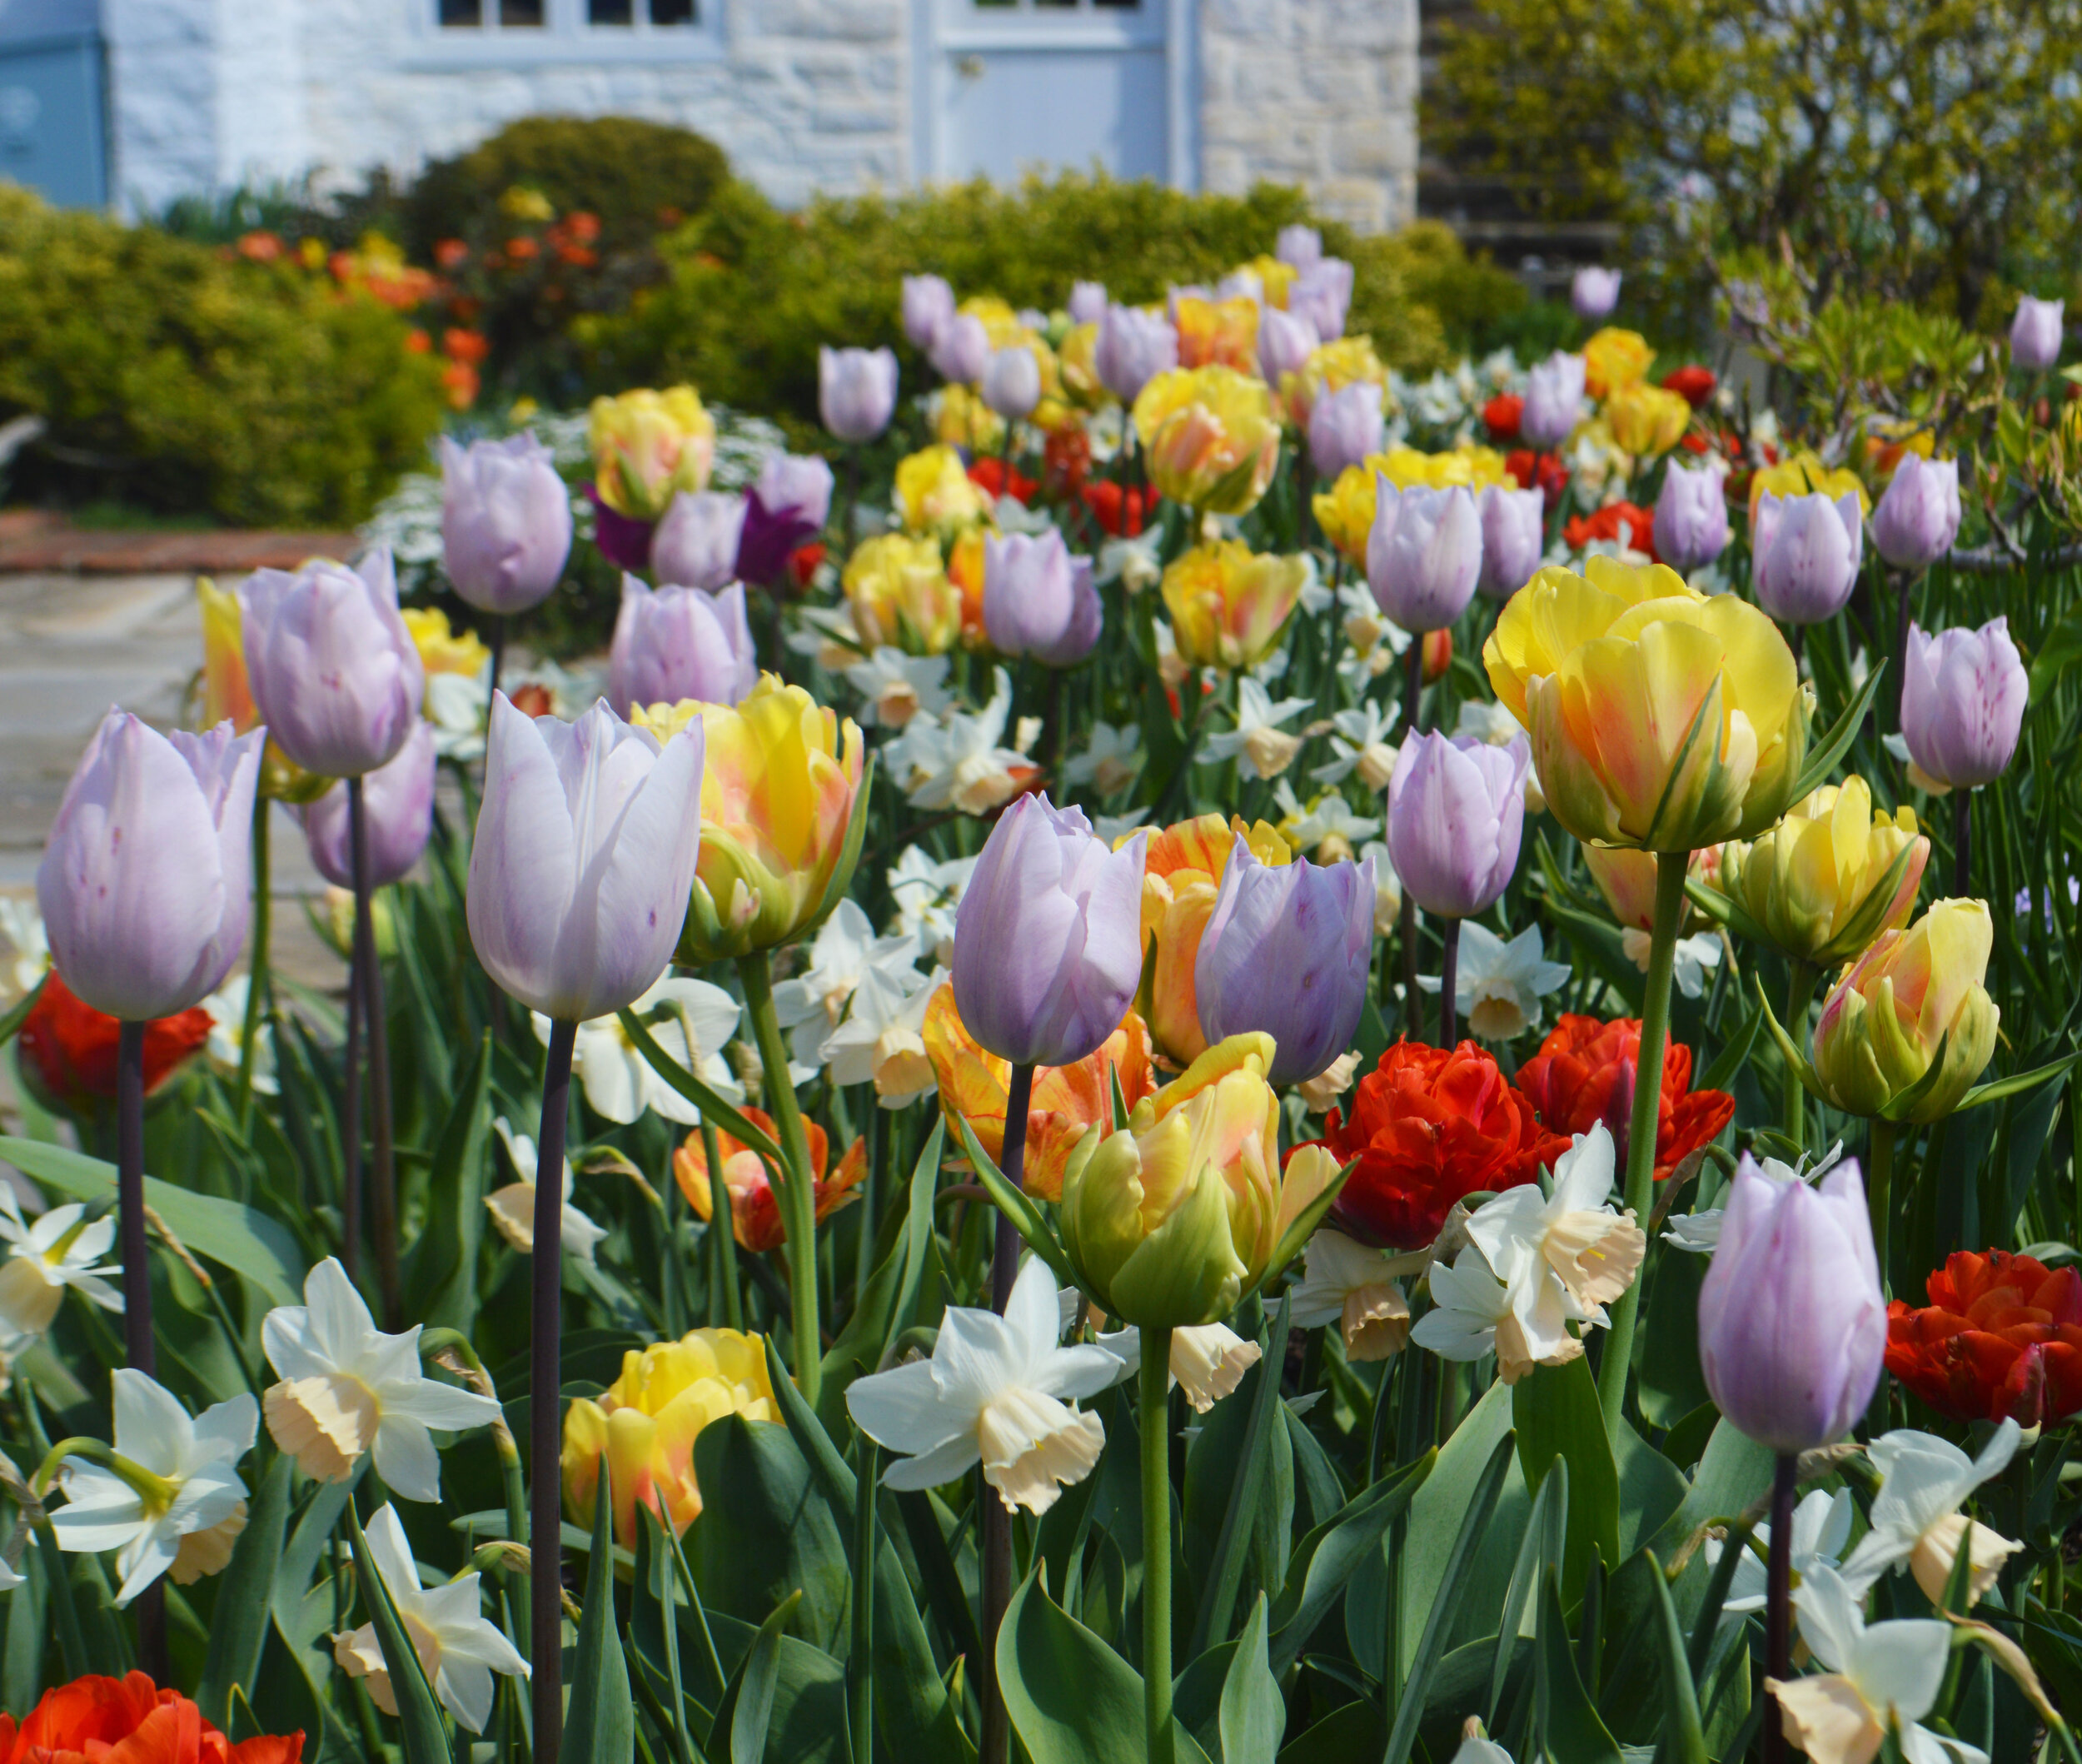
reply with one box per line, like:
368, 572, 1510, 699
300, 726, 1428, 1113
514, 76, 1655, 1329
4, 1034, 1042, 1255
0, 0, 1417, 230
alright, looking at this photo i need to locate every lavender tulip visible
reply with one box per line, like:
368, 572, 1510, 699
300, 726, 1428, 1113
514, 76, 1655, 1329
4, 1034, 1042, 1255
1571, 267, 1621, 321
607, 576, 758, 713
1276, 223, 1323, 269
983, 529, 1101, 666
1901, 618, 2028, 790
1652, 459, 1731, 572
1386, 730, 1528, 919
819, 346, 899, 444
1068, 280, 1108, 325
1195, 836, 1374, 1085
239, 551, 423, 779
467, 695, 705, 1023
1751, 490, 1863, 625
38, 712, 264, 1020
1698, 1154, 1885, 1453
736, 454, 834, 586
2011, 296, 2065, 371
981, 346, 1042, 421
1287, 257, 1354, 341
929, 312, 991, 385
902, 274, 956, 351
1367, 477, 1484, 631
650, 491, 746, 591
1095, 304, 1178, 405
1308, 381, 1385, 479
1520, 352, 1586, 450
438, 435, 574, 615
1870, 454, 1961, 572
301, 719, 436, 889
1476, 483, 1546, 601
1258, 306, 1319, 387
951, 792, 1147, 1068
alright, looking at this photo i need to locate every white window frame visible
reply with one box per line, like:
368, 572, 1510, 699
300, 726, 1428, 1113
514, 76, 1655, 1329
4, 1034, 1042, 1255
406, 0, 725, 69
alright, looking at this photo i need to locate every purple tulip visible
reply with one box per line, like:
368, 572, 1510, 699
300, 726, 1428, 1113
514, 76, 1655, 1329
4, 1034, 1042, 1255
1068, 280, 1108, 325
1699, 1154, 1884, 1453
1308, 381, 1385, 480
1386, 730, 1528, 919
1520, 352, 1586, 450
37, 711, 263, 1020
650, 491, 746, 591
929, 312, 991, 384
1476, 483, 1546, 601
300, 719, 436, 890
587, 487, 655, 574
1367, 477, 1484, 632
1870, 454, 1961, 572
951, 792, 1147, 1068
437, 435, 573, 615
1258, 306, 1320, 387
467, 695, 705, 1023
1571, 267, 1621, 321
1195, 836, 1374, 1085
1095, 304, 1178, 405
819, 346, 899, 444
2011, 296, 2065, 371
239, 551, 423, 779
1276, 224, 1323, 269
1652, 460, 1731, 572
1901, 617, 2028, 790
1287, 258, 1354, 342
736, 454, 834, 587
982, 346, 1042, 421
607, 576, 758, 713
983, 529, 1101, 666
1751, 490, 1863, 625
901, 274, 956, 351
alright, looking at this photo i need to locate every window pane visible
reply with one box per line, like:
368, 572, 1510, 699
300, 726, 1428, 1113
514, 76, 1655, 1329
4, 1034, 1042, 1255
649, 0, 695, 20
590, 0, 632, 17
971, 1, 1018, 9
500, 0, 544, 22
1093, 0, 1141, 7
438, 0, 482, 22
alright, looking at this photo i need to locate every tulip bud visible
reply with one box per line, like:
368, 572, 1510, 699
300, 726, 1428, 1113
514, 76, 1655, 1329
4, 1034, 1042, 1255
1900, 618, 2027, 790
300, 719, 436, 890
1287, 258, 1353, 341
607, 576, 758, 715
1571, 267, 1621, 321
1717, 777, 1928, 966
1367, 477, 1484, 632
951, 793, 1146, 1068
1257, 306, 1320, 389
1308, 381, 1385, 480
1195, 838, 1373, 1085
1387, 730, 1528, 919
650, 491, 747, 592
1603, 382, 1692, 457
1811, 897, 1998, 1124
239, 551, 425, 779
1160, 541, 1308, 670
1519, 352, 1586, 451
1751, 489, 1863, 625
819, 345, 899, 444
438, 435, 574, 615
901, 273, 956, 351
983, 530, 1102, 667
1699, 1154, 1885, 1453
1869, 454, 1960, 572
2011, 296, 2065, 371
1475, 484, 1545, 602
37, 711, 264, 1021
929, 312, 991, 384
737, 454, 834, 586
1652, 460, 1731, 572
981, 346, 1043, 421
1095, 304, 1178, 405
1068, 280, 1108, 324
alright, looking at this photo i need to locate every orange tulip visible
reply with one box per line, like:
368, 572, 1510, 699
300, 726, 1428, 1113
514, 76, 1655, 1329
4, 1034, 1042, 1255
673, 1108, 866, 1253
1137, 814, 1292, 1065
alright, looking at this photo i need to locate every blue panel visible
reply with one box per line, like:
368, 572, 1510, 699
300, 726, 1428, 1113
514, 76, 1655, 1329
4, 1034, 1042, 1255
0, 37, 106, 207
944, 45, 1168, 184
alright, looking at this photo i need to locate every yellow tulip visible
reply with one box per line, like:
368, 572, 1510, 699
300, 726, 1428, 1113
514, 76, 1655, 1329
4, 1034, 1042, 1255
401, 605, 490, 678
1056, 320, 1111, 407
197, 578, 326, 803
1279, 335, 1386, 428
635, 676, 865, 962
1311, 446, 1512, 565
1133, 366, 1282, 515
1718, 778, 1929, 965
842, 534, 963, 655
1484, 556, 1811, 852
1602, 382, 1693, 457
1582, 844, 1721, 930
1582, 326, 1655, 399
1160, 541, 1308, 670
1748, 452, 1871, 517
932, 382, 1006, 453
1173, 296, 1263, 374
589, 386, 716, 521
894, 443, 993, 537
1136, 815, 1293, 1066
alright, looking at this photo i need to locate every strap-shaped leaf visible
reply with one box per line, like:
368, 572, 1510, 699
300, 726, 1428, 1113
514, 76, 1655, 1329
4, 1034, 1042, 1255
345, 1505, 455, 1764
1754, 978, 1828, 1103
1644, 1549, 1708, 1764
617, 1009, 784, 1162
711, 1589, 798, 1764
1267, 1448, 1435, 1677
0, 974, 46, 1050
1250, 1157, 1356, 1299
804, 752, 879, 939
197, 1452, 293, 1727
953, 1109, 1073, 1288
1955, 1048, 2082, 1114
1696, 999, 1766, 1095
563, 1459, 636, 1764
1491, 1455, 1567, 1727
1189, 1295, 1292, 1657
1784, 659, 1887, 805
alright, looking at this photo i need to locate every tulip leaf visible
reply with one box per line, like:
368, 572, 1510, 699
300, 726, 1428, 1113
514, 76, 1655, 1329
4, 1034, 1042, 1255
1696, 998, 1765, 1095
1532, 1564, 1623, 1764
804, 752, 878, 939
1491, 1454, 1568, 1727
617, 1009, 786, 1164
345, 1505, 456, 1764
564, 1458, 637, 1764
1268, 1448, 1435, 1678
1643, 1547, 1709, 1764
1190, 1295, 1291, 1656
1785, 658, 1887, 805
1512, 1358, 1620, 1603
710, 1589, 799, 1764
817, 1119, 943, 1428
1683, 876, 1772, 953
1751, 979, 1828, 1103
196, 1450, 294, 1729
0, 974, 45, 1051
1217, 1594, 1283, 1764
690, 1414, 849, 1652
1250, 1158, 1356, 1300
1955, 1047, 2082, 1113
954, 1109, 1074, 1288
402, 1029, 491, 1335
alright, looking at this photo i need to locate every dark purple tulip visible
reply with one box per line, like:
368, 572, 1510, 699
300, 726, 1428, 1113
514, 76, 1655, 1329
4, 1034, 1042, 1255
735, 455, 834, 587
588, 486, 655, 573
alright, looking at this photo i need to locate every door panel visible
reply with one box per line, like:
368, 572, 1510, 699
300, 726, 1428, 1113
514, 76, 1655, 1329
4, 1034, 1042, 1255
943, 42, 1167, 184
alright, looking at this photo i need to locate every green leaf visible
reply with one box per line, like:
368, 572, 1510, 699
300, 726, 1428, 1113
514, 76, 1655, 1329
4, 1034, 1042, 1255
1644, 1549, 1707, 1764
690, 1414, 849, 1652
564, 1458, 637, 1764
618, 1009, 786, 1161
1217, 1594, 1283, 1764
1512, 1357, 1620, 1602
1249, 1162, 1355, 1299
1752, 980, 1826, 1104
1268, 1448, 1435, 1677
1956, 1048, 2082, 1114
1533, 1565, 1621, 1764
711, 1590, 799, 1764
816, 1119, 944, 1432
804, 751, 878, 938
954, 1109, 1073, 1287
196, 1452, 293, 1729
1695, 998, 1765, 1095
1786, 655, 1886, 804
403, 1030, 491, 1334
346, 1505, 455, 1764
1189, 1295, 1291, 1656
1396, 1379, 1517, 1682
0, 975, 46, 1050
1492, 1455, 1567, 1727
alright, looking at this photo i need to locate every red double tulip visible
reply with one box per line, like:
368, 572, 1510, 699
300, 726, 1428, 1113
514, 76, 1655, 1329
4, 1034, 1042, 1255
1885, 1250, 2082, 1428
1513, 1014, 1733, 1182
16, 971, 211, 1116
0, 1672, 301, 1764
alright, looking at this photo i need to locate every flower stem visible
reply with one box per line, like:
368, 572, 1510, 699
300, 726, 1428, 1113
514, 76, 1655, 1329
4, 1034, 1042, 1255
117, 1018, 167, 1683
486, 613, 506, 732
979, 1062, 1034, 1764
703, 1118, 744, 1333
341, 874, 364, 1283
350, 779, 401, 1331
1867, 1117, 1896, 1298
235, 795, 271, 1130
992, 1064, 1035, 1314
1955, 786, 1972, 897
1439, 917, 1462, 1049
850, 1439, 879, 1764
1763, 1451, 1797, 1764
1596, 847, 1689, 1430
1890, 567, 1915, 736
1141, 1323, 1176, 1764
531, 1015, 578, 1763
1782, 960, 1817, 1154
737, 949, 823, 1407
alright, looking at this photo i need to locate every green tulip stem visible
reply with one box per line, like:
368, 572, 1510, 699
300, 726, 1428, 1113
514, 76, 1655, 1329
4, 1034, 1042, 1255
1890, 566, 1915, 736
850, 1438, 879, 1764
1783, 960, 1818, 1154
486, 612, 506, 731
1141, 1323, 1176, 1764
1867, 1117, 1897, 1296
703, 1117, 745, 1333
1598, 848, 1690, 1429
114, 1014, 167, 1686
1399, 638, 1427, 1035
738, 949, 823, 1407
235, 793, 271, 1130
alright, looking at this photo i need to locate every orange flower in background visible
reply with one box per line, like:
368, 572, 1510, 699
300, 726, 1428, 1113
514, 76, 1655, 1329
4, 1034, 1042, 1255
1512, 1014, 1733, 1181
17, 971, 210, 1116
1562, 501, 1659, 561
673, 1109, 865, 1253
235, 230, 283, 264
1886, 1250, 2082, 1428
1311, 1039, 1567, 1249
1173, 294, 1260, 374
433, 237, 470, 270
922, 982, 1155, 1202
1138, 814, 1292, 1066
1081, 480, 1158, 537
966, 456, 1037, 505
0, 1672, 301, 1764
1483, 393, 1523, 441
442, 326, 490, 366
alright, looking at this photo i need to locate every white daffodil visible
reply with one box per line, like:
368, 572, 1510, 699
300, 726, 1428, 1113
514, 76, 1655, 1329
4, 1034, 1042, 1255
887, 848, 979, 967
1466, 1125, 1645, 1323
787, 605, 866, 673
1199, 676, 1314, 780
1152, 619, 1192, 692
843, 647, 952, 730
332, 1502, 530, 1734
1662, 1144, 1820, 1253
820, 966, 944, 1109
884, 667, 1039, 814
1095, 526, 1163, 595
1411, 1244, 1582, 1385
1290, 1231, 1413, 1362
1274, 780, 1381, 857
202, 974, 277, 1096
1312, 699, 1402, 792
0, 897, 49, 996
1772, 1563, 1988, 1764
422, 671, 488, 764
1063, 720, 1145, 799
1621, 925, 1724, 999
1840, 1421, 2023, 1607
848, 1256, 1122, 1514
1359, 840, 1403, 934
1094, 808, 1153, 845
0, 1184, 122, 1348
538, 975, 743, 1128
1338, 580, 1411, 670
49, 1370, 255, 1607
261, 1258, 502, 1501
1295, 553, 1333, 615
1091, 1321, 1261, 1415
1415, 923, 1571, 1041
1447, 1727, 1515, 1764
484, 1117, 605, 1265
1297, 1049, 1362, 1114
772, 900, 924, 1068
1706, 1487, 1854, 1615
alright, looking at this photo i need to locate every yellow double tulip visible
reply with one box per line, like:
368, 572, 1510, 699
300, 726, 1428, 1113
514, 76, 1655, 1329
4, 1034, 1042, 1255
1133, 366, 1282, 516
589, 386, 716, 521
1160, 541, 1309, 670
842, 534, 963, 655
1717, 778, 1928, 966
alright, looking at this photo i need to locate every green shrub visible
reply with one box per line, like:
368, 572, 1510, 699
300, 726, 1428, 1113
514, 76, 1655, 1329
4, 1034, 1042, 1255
0, 186, 447, 527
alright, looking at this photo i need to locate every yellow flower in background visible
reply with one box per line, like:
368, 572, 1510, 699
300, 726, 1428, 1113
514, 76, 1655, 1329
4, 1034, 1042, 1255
842, 534, 963, 655
1485, 556, 1811, 852
1161, 541, 1308, 670
1244, 253, 1299, 310
1133, 366, 1282, 515
635, 676, 865, 963
1749, 452, 1871, 516
197, 579, 326, 803
562, 1328, 776, 1547
1173, 295, 1262, 373
1056, 320, 1109, 407
401, 606, 489, 678
1718, 778, 1929, 966
1582, 326, 1655, 399
1136, 815, 1292, 1067
588, 386, 716, 521
1603, 382, 1693, 457
946, 526, 989, 643
933, 383, 1006, 453
895, 443, 993, 536
500, 183, 555, 222
959, 292, 1020, 341
1281, 335, 1387, 428
1312, 460, 1385, 563
1378, 443, 1513, 491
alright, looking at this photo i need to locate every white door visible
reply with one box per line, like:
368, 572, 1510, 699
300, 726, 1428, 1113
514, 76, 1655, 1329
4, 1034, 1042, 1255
923, 0, 1193, 188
